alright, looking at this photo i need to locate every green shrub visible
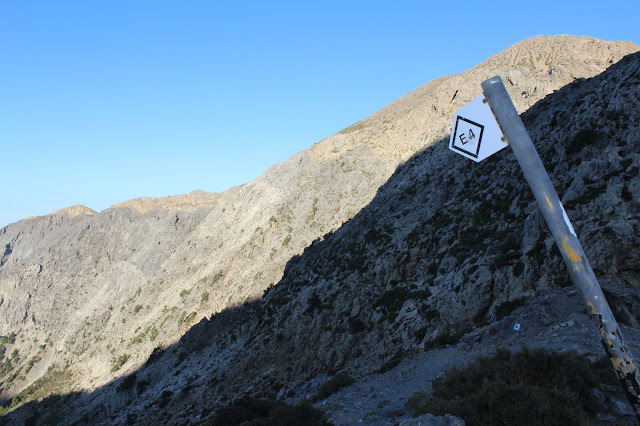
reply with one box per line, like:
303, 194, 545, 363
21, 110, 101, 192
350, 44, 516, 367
212, 397, 331, 425
178, 311, 197, 327
158, 390, 173, 408
377, 287, 410, 315
567, 129, 601, 155
620, 158, 632, 169
136, 379, 150, 395
348, 317, 366, 334
185, 311, 197, 324
407, 348, 620, 424
111, 354, 130, 373
131, 333, 144, 344
117, 372, 137, 392
282, 235, 292, 247
1, 357, 13, 375
406, 391, 429, 415
564, 185, 606, 209
376, 287, 431, 321
493, 249, 520, 268
424, 309, 440, 321
0, 332, 16, 345
146, 347, 164, 365
24, 355, 41, 374
414, 326, 428, 341
306, 292, 323, 313
201, 291, 209, 303
313, 373, 355, 401
211, 270, 224, 285
149, 326, 159, 342
494, 298, 526, 320
377, 351, 403, 374
178, 310, 187, 326
512, 261, 525, 277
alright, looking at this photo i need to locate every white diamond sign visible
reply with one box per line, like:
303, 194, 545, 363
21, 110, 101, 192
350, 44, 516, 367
449, 94, 507, 162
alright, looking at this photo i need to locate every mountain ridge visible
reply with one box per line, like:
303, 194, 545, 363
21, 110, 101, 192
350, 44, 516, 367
7, 36, 637, 226
1, 35, 639, 423
5, 47, 639, 425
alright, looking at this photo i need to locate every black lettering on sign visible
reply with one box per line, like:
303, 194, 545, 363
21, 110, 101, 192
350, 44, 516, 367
450, 116, 485, 159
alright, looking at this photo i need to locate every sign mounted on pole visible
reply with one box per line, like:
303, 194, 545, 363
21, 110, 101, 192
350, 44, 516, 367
449, 94, 507, 162
478, 75, 640, 419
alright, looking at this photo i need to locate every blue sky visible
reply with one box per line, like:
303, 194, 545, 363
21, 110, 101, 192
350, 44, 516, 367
1, 1, 638, 228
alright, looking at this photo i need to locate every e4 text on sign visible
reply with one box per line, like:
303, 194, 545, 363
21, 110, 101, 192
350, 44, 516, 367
449, 94, 507, 162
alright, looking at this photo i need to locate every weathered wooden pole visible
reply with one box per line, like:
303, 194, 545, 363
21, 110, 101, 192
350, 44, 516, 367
481, 75, 640, 418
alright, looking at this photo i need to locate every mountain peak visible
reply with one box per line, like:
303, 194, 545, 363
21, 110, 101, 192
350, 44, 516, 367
49, 204, 97, 218
1, 35, 639, 423
478, 34, 639, 73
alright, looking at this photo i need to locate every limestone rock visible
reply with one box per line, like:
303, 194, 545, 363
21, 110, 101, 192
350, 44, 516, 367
0, 36, 639, 424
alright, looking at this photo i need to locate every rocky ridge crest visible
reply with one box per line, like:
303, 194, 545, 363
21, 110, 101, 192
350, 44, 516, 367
0, 36, 638, 421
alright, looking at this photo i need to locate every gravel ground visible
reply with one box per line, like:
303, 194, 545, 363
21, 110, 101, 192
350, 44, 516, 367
316, 288, 640, 425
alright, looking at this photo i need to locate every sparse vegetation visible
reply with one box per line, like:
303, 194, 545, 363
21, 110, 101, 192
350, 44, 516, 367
149, 326, 159, 342
512, 261, 525, 277
566, 129, 601, 154
24, 355, 41, 374
117, 372, 137, 392
313, 373, 355, 402
406, 348, 620, 424
0, 366, 72, 415
212, 397, 331, 425
178, 310, 197, 327
564, 185, 607, 209
348, 317, 366, 334
211, 270, 224, 285
1, 357, 14, 375
339, 120, 366, 134
376, 287, 431, 321
0, 332, 16, 345
111, 354, 130, 372
185, 311, 197, 324
1, 38, 638, 425
377, 351, 403, 374
413, 326, 428, 341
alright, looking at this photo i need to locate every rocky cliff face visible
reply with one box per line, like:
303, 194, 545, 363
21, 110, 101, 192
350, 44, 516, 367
0, 36, 639, 423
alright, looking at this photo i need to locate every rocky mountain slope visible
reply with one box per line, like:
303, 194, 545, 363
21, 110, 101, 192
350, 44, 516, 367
1, 36, 639, 423
100, 49, 639, 425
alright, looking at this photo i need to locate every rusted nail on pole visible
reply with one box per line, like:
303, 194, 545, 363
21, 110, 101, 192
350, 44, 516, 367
481, 75, 640, 418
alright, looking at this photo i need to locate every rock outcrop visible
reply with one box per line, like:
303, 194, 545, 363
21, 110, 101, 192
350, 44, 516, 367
0, 36, 638, 424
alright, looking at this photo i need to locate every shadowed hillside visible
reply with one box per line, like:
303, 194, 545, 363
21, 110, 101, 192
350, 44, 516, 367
2, 50, 640, 425
0, 37, 637, 406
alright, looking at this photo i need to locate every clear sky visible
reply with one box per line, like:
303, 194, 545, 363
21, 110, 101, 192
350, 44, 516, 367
1, 1, 638, 228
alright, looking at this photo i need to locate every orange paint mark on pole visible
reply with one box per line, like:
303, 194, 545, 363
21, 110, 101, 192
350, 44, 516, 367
482, 75, 640, 419
545, 195, 555, 212
562, 236, 581, 263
